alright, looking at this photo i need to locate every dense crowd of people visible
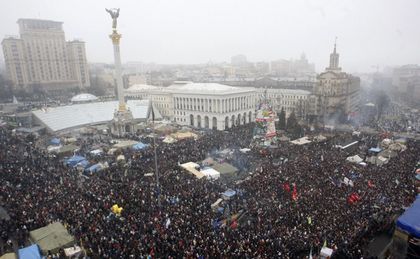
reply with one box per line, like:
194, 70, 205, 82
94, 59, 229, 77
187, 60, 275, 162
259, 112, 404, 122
0, 124, 419, 258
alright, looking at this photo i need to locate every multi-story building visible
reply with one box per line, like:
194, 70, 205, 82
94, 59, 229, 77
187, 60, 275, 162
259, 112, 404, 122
392, 64, 420, 104
314, 43, 360, 122
125, 82, 256, 130
2, 19, 90, 93
262, 88, 312, 118
171, 83, 256, 130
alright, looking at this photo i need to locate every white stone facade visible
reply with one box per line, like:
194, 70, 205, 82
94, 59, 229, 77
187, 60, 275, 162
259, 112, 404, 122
263, 88, 312, 118
125, 82, 256, 130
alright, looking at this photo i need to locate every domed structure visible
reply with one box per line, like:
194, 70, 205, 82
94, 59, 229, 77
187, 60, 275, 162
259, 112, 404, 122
71, 93, 98, 103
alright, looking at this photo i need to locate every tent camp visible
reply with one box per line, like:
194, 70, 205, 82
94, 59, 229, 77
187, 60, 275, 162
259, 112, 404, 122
278, 136, 290, 142
381, 138, 393, 148
113, 140, 138, 149
366, 156, 389, 166
64, 155, 86, 167
50, 138, 61, 145
396, 195, 420, 238
47, 145, 62, 153
0, 253, 16, 259
379, 149, 397, 159
90, 149, 103, 156
180, 162, 205, 179
154, 124, 176, 134
346, 155, 363, 164
171, 131, 198, 140
368, 147, 382, 153
201, 167, 220, 180
388, 143, 407, 152
85, 163, 104, 173
221, 189, 237, 200
64, 246, 82, 258
290, 136, 312, 145
29, 222, 75, 254
57, 144, 79, 156
132, 142, 149, 150
313, 135, 327, 142
212, 162, 238, 175
162, 136, 177, 144
18, 244, 41, 259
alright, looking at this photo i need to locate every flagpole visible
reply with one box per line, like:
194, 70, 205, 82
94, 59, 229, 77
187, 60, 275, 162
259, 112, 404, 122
151, 101, 161, 208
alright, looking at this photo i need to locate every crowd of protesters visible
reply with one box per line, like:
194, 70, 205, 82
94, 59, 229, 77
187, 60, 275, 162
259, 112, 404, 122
0, 124, 419, 258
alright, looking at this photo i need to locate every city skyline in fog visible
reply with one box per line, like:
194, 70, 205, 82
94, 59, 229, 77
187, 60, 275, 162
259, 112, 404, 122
1, 0, 419, 73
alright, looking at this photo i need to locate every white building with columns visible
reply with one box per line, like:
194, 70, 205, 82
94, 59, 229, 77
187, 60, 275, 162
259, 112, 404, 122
170, 83, 256, 130
125, 82, 256, 130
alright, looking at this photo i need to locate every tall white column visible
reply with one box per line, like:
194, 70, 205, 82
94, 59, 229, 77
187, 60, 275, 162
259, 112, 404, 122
110, 32, 125, 111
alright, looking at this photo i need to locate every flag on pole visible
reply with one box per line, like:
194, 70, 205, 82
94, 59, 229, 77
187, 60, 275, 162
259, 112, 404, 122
323, 239, 327, 248
309, 246, 313, 259
292, 184, 298, 201
283, 182, 290, 192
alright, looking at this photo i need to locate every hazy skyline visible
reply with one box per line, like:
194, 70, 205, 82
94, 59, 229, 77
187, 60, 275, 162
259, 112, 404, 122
1, 0, 419, 73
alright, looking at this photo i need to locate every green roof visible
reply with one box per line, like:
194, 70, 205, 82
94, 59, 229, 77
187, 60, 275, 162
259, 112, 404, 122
29, 222, 75, 254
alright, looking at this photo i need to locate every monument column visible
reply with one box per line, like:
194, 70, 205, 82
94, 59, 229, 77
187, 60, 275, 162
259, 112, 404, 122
106, 8, 134, 136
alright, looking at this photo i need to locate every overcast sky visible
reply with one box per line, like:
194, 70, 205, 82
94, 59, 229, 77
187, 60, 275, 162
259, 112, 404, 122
1, 0, 419, 73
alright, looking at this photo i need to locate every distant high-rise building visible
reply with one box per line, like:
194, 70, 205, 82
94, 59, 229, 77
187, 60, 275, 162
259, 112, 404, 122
314, 42, 360, 122
1, 19, 90, 93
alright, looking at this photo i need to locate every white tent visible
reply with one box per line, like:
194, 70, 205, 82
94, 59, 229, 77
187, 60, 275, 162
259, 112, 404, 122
290, 136, 312, 145
90, 149, 103, 155
201, 167, 221, 180
47, 145, 62, 153
113, 140, 138, 148
346, 155, 363, 164
162, 136, 177, 144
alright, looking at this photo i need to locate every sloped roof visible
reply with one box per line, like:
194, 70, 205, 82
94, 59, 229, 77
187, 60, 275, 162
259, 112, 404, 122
29, 222, 74, 254
32, 100, 155, 132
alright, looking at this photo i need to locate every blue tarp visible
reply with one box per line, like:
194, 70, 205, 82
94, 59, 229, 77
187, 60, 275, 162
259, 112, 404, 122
222, 189, 236, 198
86, 163, 102, 173
396, 195, 420, 238
76, 160, 90, 168
65, 155, 86, 167
368, 147, 382, 153
132, 142, 149, 150
18, 244, 41, 259
50, 138, 61, 145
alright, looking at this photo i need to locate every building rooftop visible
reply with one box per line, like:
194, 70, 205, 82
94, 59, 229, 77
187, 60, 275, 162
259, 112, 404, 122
126, 84, 160, 92
166, 82, 255, 95
265, 88, 311, 95
32, 100, 160, 132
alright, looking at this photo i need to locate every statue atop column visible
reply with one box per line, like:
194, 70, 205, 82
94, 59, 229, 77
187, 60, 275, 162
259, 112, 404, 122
105, 8, 120, 31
